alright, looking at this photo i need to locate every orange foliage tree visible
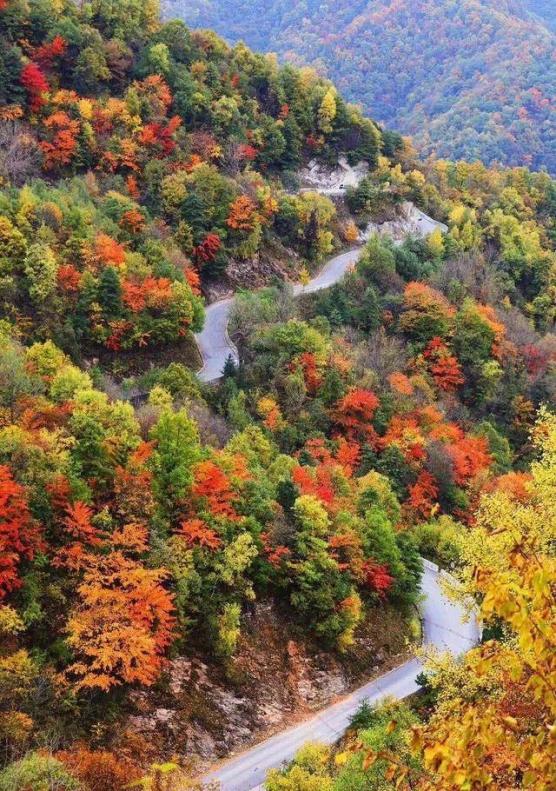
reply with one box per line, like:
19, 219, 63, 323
177, 518, 222, 550
119, 209, 145, 234
226, 195, 257, 231
447, 435, 491, 486
407, 470, 439, 518
94, 234, 126, 267
292, 464, 335, 505
184, 267, 201, 294
121, 276, 172, 313
333, 388, 380, 443
56, 747, 141, 791
113, 442, 155, 524
423, 337, 464, 391
40, 111, 80, 170
65, 525, 175, 691
475, 303, 507, 358
57, 264, 82, 293
399, 282, 455, 342
192, 460, 237, 519
388, 371, 415, 396
52, 501, 103, 573
303, 436, 360, 477
489, 471, 532, 503
295, 352, 322, 395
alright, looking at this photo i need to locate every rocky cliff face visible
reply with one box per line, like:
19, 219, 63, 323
126, 601, 412, 772
202, 241, 301, 303
299, 157, 369, 195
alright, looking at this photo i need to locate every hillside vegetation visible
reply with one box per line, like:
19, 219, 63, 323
0, 0, 384, 365
0, 1, 555, 789
166, 0, 556, 173
264, 410, 556, 790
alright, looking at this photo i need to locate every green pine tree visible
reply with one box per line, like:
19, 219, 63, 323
98, 266, 122, 318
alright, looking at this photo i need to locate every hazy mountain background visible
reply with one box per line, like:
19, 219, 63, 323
164, 0, 556, 173
525, 0, 556, 31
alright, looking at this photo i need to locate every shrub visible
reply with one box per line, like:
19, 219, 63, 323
0, 753, 80, 791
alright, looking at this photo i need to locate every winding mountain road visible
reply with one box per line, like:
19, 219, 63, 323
201, 561, 479, 791
195, 247, 362, 382
194, 206, 470, 790
194, 205, 446, 383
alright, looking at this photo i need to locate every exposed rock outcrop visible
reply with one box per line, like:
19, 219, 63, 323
125, 601, 411, 773
299, 156, 369, 195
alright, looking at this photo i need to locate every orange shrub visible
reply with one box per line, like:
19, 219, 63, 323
56, 748, 141, 791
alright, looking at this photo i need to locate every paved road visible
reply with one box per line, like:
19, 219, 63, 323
195, 247, 361, 383
411, 205, 448, 236
194, 204, 446, 383
292, 248, 361, 296
195, 297, 238, 383
201, 561, 479, 790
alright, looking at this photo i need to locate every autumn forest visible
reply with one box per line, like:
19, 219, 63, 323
169, 0, 556, 173
0, 1, 555, 790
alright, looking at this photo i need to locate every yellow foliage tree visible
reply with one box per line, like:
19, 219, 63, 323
343, 220, 360, 245
0, 606, 37, 747
318, 88, 337, 134
411, 409, 556, 789
426, 227, 444, 258
299, 265, 311, 288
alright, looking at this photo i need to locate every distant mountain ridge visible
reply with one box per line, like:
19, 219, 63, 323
523, 0, 556, 31
164, 0, 556, 173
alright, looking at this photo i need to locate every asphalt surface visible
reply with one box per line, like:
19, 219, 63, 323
200, 561, 479, 790
195, 297, 237, 383
412, 205, 449, 236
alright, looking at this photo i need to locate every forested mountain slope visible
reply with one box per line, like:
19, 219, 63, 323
0, 1, 555, 789
165, 0, 556, 173
0, 0, 383, 361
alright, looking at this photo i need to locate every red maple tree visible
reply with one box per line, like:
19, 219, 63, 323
192, 461, 237, 519
33, 35, 67, 68
0, 466, 44, 599
193, 233, 221, 265
20, 62, 49, 112
362, 559, 393, 597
